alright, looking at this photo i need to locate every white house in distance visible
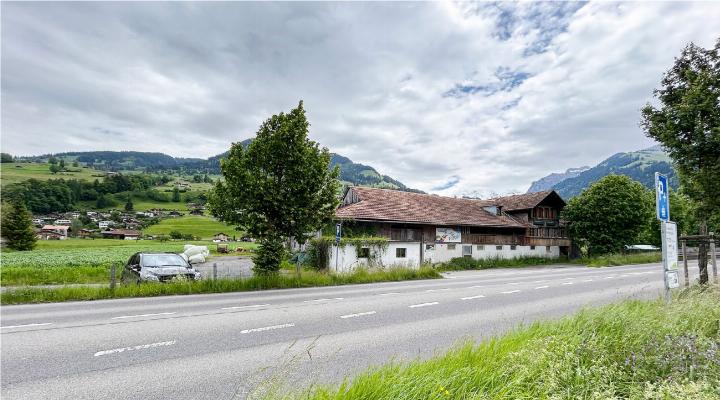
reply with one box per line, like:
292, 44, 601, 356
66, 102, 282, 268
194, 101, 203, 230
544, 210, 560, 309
54, 219, 72, 226
329, 187, 570, 272
98, 220, 114, 229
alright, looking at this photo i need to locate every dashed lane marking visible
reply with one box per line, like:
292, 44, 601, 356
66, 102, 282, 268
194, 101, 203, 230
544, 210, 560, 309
303, 298, 344, 303
501, 290, 521, 294
379, 292, 400, 296
409, 302, 439, 308
220, 304, 270, 310
240, 323, 295, 334
534, 286, 549, 289
111, 312, 176, 320
562, 282, 574, 285
1, 323, 53, 330
461, 295, 486, 300
340, 311, 377, 319
425, 288, 451, 292
94, 340, 176, 357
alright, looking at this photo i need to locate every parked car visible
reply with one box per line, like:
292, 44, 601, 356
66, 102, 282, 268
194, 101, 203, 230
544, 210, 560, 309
121, 252, 201, 284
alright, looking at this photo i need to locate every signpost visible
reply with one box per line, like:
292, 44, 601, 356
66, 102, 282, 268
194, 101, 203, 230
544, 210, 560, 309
334, 222, 341, 271
656, 172, 676, 301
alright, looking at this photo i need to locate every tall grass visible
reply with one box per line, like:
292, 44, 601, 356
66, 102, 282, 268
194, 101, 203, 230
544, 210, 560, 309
286, 285, 720, 400
0, 266, 440, 304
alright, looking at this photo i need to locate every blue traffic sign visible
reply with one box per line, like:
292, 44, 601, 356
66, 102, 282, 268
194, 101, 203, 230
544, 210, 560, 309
655, 173, 669, 221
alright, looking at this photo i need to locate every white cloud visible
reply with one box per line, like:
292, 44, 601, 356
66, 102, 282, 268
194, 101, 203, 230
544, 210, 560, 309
2, 1, 719, 195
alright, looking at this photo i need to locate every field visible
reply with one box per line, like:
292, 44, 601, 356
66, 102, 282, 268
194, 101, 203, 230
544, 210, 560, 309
0, 239, 258, 286
143, 215, 239, 239
0, 162, 104, 186
290, 285, 720, 400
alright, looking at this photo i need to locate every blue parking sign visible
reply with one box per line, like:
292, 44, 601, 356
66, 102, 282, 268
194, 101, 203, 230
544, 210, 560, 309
655, 173, 669, 221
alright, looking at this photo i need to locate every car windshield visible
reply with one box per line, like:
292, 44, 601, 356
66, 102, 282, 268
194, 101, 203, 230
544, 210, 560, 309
142, 254, 189, 268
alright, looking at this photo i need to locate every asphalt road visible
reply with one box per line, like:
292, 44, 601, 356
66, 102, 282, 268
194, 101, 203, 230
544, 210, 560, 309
0, 261, 707, 399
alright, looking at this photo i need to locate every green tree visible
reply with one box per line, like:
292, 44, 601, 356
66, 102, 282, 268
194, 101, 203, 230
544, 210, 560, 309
70, 219, 83, 238
169, 230, 183, 240
641, 39, 720, 283
48, 156, 58, 165
1, 153, 13, 163
562, 175, 653, 256
1, 201, 37, 250
172, 187, 181, 202
208, 101, 340, 274
49, 163, 61, 174
59, 159, 66, 170
125, 195, 134, 212
72, 161, 79, 167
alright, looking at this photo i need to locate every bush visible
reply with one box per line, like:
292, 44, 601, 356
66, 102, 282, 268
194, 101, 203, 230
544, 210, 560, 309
169, 230, 183, 240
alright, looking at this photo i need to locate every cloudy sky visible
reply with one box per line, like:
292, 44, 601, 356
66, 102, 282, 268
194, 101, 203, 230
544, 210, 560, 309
2, 2, 719, 195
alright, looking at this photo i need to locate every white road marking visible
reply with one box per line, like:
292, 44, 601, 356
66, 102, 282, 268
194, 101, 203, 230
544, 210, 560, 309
340, 311, 377, 319
379, 292, 400, 296
604, 276, 615, 279
425, 288, 450, 292
0, 323, 52, 330
94, 340, 176, 357
461, 295, 486, 300
582, 279, 594, 282
534, 285, 549, 289
409, 302, 439, 308
501, 290, 521, 294
303, 298, 344, 303
111, 312, 176, 320
533, 280, 548, 283
220, 304, 270, 310
469, 285, 484, 288
562, 282, 574, 285
240, 323, 295, 334
507, 282, 520, 285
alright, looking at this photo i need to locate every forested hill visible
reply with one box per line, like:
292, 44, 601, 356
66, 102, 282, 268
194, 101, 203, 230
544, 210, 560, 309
528, 146, 678, 199
25, 142, 415, 191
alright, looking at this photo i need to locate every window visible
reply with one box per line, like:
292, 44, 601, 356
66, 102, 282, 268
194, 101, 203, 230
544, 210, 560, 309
425, 244, 435, 251
530, 245, 536, 250
447, 244, 456, 250
462, 245, 472, 257
496, 245, 503, 251
546, 246, 551, 253
358, 247, 370, 258
395, 248, 406, 258
510, 245, 517, 250
476, 245, 484, 250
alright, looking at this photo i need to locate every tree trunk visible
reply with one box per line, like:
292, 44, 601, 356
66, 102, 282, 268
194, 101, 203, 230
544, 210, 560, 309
698, 220, 709, 284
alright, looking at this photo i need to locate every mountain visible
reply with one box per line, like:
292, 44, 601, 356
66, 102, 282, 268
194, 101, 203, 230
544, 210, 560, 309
526, 166, 589, 193
29, 140, 416, 191
529, 145, 678, 199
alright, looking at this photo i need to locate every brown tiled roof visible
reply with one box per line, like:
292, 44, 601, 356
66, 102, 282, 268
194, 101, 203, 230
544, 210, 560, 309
335, 187, 528, 228
41, 225, 69, 231
483, 190, 564, 211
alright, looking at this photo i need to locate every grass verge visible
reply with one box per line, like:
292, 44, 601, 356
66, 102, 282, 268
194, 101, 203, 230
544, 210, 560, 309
578, 252, 662, 267
0, 266, 440, 304
437, 256, 567, 271
285, 285, 720, 400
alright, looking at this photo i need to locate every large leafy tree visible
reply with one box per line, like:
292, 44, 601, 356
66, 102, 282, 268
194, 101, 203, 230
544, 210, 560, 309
641, 39, 720, 283
208, 101, 340, 274
562, 175, 653, 256
1, 201, 37, 250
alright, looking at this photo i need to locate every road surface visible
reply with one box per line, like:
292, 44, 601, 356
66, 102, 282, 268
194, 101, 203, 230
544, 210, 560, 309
0, 262, 705, 399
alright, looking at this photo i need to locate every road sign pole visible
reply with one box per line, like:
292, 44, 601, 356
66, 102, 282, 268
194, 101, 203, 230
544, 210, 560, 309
334, 222, 341, 271
661, 221, 670, 303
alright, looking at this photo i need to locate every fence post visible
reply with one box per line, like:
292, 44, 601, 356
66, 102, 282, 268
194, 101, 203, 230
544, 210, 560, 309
213, 263, 217, 280
710, 233, 717, 283
110, 263, 117, 290
682, 240, 689, 288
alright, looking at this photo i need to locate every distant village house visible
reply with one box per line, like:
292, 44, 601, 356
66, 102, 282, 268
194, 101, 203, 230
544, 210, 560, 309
101, 229, 141, 240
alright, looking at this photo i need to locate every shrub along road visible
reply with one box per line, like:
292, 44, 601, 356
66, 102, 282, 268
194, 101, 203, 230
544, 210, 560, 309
0, 261, 708, 399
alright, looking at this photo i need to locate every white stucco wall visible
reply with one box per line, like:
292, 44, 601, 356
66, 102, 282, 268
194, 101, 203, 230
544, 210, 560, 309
329, 241, 561, 271
328, 242, 422, 273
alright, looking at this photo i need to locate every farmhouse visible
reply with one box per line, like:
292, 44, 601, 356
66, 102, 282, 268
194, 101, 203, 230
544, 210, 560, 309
213, 233, 230, 242
37, 225, 69, 240
101, 229, 141, 240
331, 187, 570, 271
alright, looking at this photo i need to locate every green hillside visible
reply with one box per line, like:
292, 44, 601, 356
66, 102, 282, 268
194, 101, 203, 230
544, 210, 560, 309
0, 162, 105, 187
531, 146, 678, 199
143, 215, 239, 239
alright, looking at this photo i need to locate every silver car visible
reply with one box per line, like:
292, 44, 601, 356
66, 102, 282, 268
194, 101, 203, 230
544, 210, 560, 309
121, 252, 201, 284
